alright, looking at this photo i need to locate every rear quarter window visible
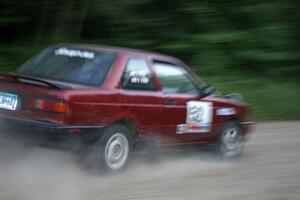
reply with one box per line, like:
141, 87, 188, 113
121, 58, 156, 91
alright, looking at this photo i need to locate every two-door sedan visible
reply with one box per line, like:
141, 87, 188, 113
0, 44, 253, 172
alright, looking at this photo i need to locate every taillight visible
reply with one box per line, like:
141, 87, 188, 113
27, 98, 68, 114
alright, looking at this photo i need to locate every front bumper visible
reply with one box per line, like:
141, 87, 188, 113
0, 115, 105, 146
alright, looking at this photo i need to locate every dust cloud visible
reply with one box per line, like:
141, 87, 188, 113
0, 122, 300, 200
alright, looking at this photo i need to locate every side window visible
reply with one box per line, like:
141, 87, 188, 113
122, 58, 156, 91
153, 62, 199, 94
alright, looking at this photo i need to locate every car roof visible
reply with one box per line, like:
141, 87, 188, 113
59, 43, 185, 65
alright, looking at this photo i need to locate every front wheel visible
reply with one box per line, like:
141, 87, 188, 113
216, 121, 245, 158
92, 124, 133, 173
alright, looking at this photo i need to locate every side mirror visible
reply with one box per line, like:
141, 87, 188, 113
224, 93, 244, 102
201, 85, 216, 97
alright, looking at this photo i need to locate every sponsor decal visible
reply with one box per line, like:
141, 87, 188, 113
129, 70, 150, 84
177, 101, 213, 134
55, 47, 95, 59
216, 108, 236, 116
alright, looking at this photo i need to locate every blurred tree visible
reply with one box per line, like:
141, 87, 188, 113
0, 0, 299, 78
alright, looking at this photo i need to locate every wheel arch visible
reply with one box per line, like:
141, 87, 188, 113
228, 116, 241, 125
215, 116, 241, 138
113, 118, 139, 139
219, 116, 245, 138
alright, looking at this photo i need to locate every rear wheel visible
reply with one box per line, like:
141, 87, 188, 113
92, 124, 133, 173
216, 121, 244, 158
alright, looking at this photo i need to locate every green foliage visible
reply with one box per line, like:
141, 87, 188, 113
0, 0, 299, 119
204, 75, 300, 119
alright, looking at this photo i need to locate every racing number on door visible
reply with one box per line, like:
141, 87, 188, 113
177, 101, 213, 134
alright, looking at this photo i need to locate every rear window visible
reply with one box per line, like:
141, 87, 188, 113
16, 47, 116, 85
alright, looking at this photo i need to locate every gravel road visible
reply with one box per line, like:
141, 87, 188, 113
0, 122, 299, 200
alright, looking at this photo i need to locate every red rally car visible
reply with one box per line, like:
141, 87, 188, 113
0, 44, 253, 171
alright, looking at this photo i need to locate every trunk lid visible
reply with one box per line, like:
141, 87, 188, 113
0, 74, 75, 124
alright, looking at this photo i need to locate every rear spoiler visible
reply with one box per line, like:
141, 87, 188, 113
2, 73, 71, 90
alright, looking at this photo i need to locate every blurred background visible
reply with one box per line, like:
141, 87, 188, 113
0, 0, 299, 119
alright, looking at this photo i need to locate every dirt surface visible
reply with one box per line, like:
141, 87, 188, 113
0, 122, 300, 200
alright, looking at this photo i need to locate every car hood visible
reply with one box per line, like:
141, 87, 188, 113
203, 95, 248, 107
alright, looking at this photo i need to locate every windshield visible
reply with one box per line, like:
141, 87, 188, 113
16, 46, 116, 85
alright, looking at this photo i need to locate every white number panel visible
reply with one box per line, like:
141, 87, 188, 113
177, 101, 213, 134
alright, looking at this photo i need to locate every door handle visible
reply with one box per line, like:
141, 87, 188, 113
165, 99, 176, 105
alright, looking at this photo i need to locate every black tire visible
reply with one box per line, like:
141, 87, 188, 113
216, 121, 245, 159
92, 124, 133, 173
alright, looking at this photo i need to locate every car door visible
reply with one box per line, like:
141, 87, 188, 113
152, 61, 213, 145
118, 57, 164, 141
